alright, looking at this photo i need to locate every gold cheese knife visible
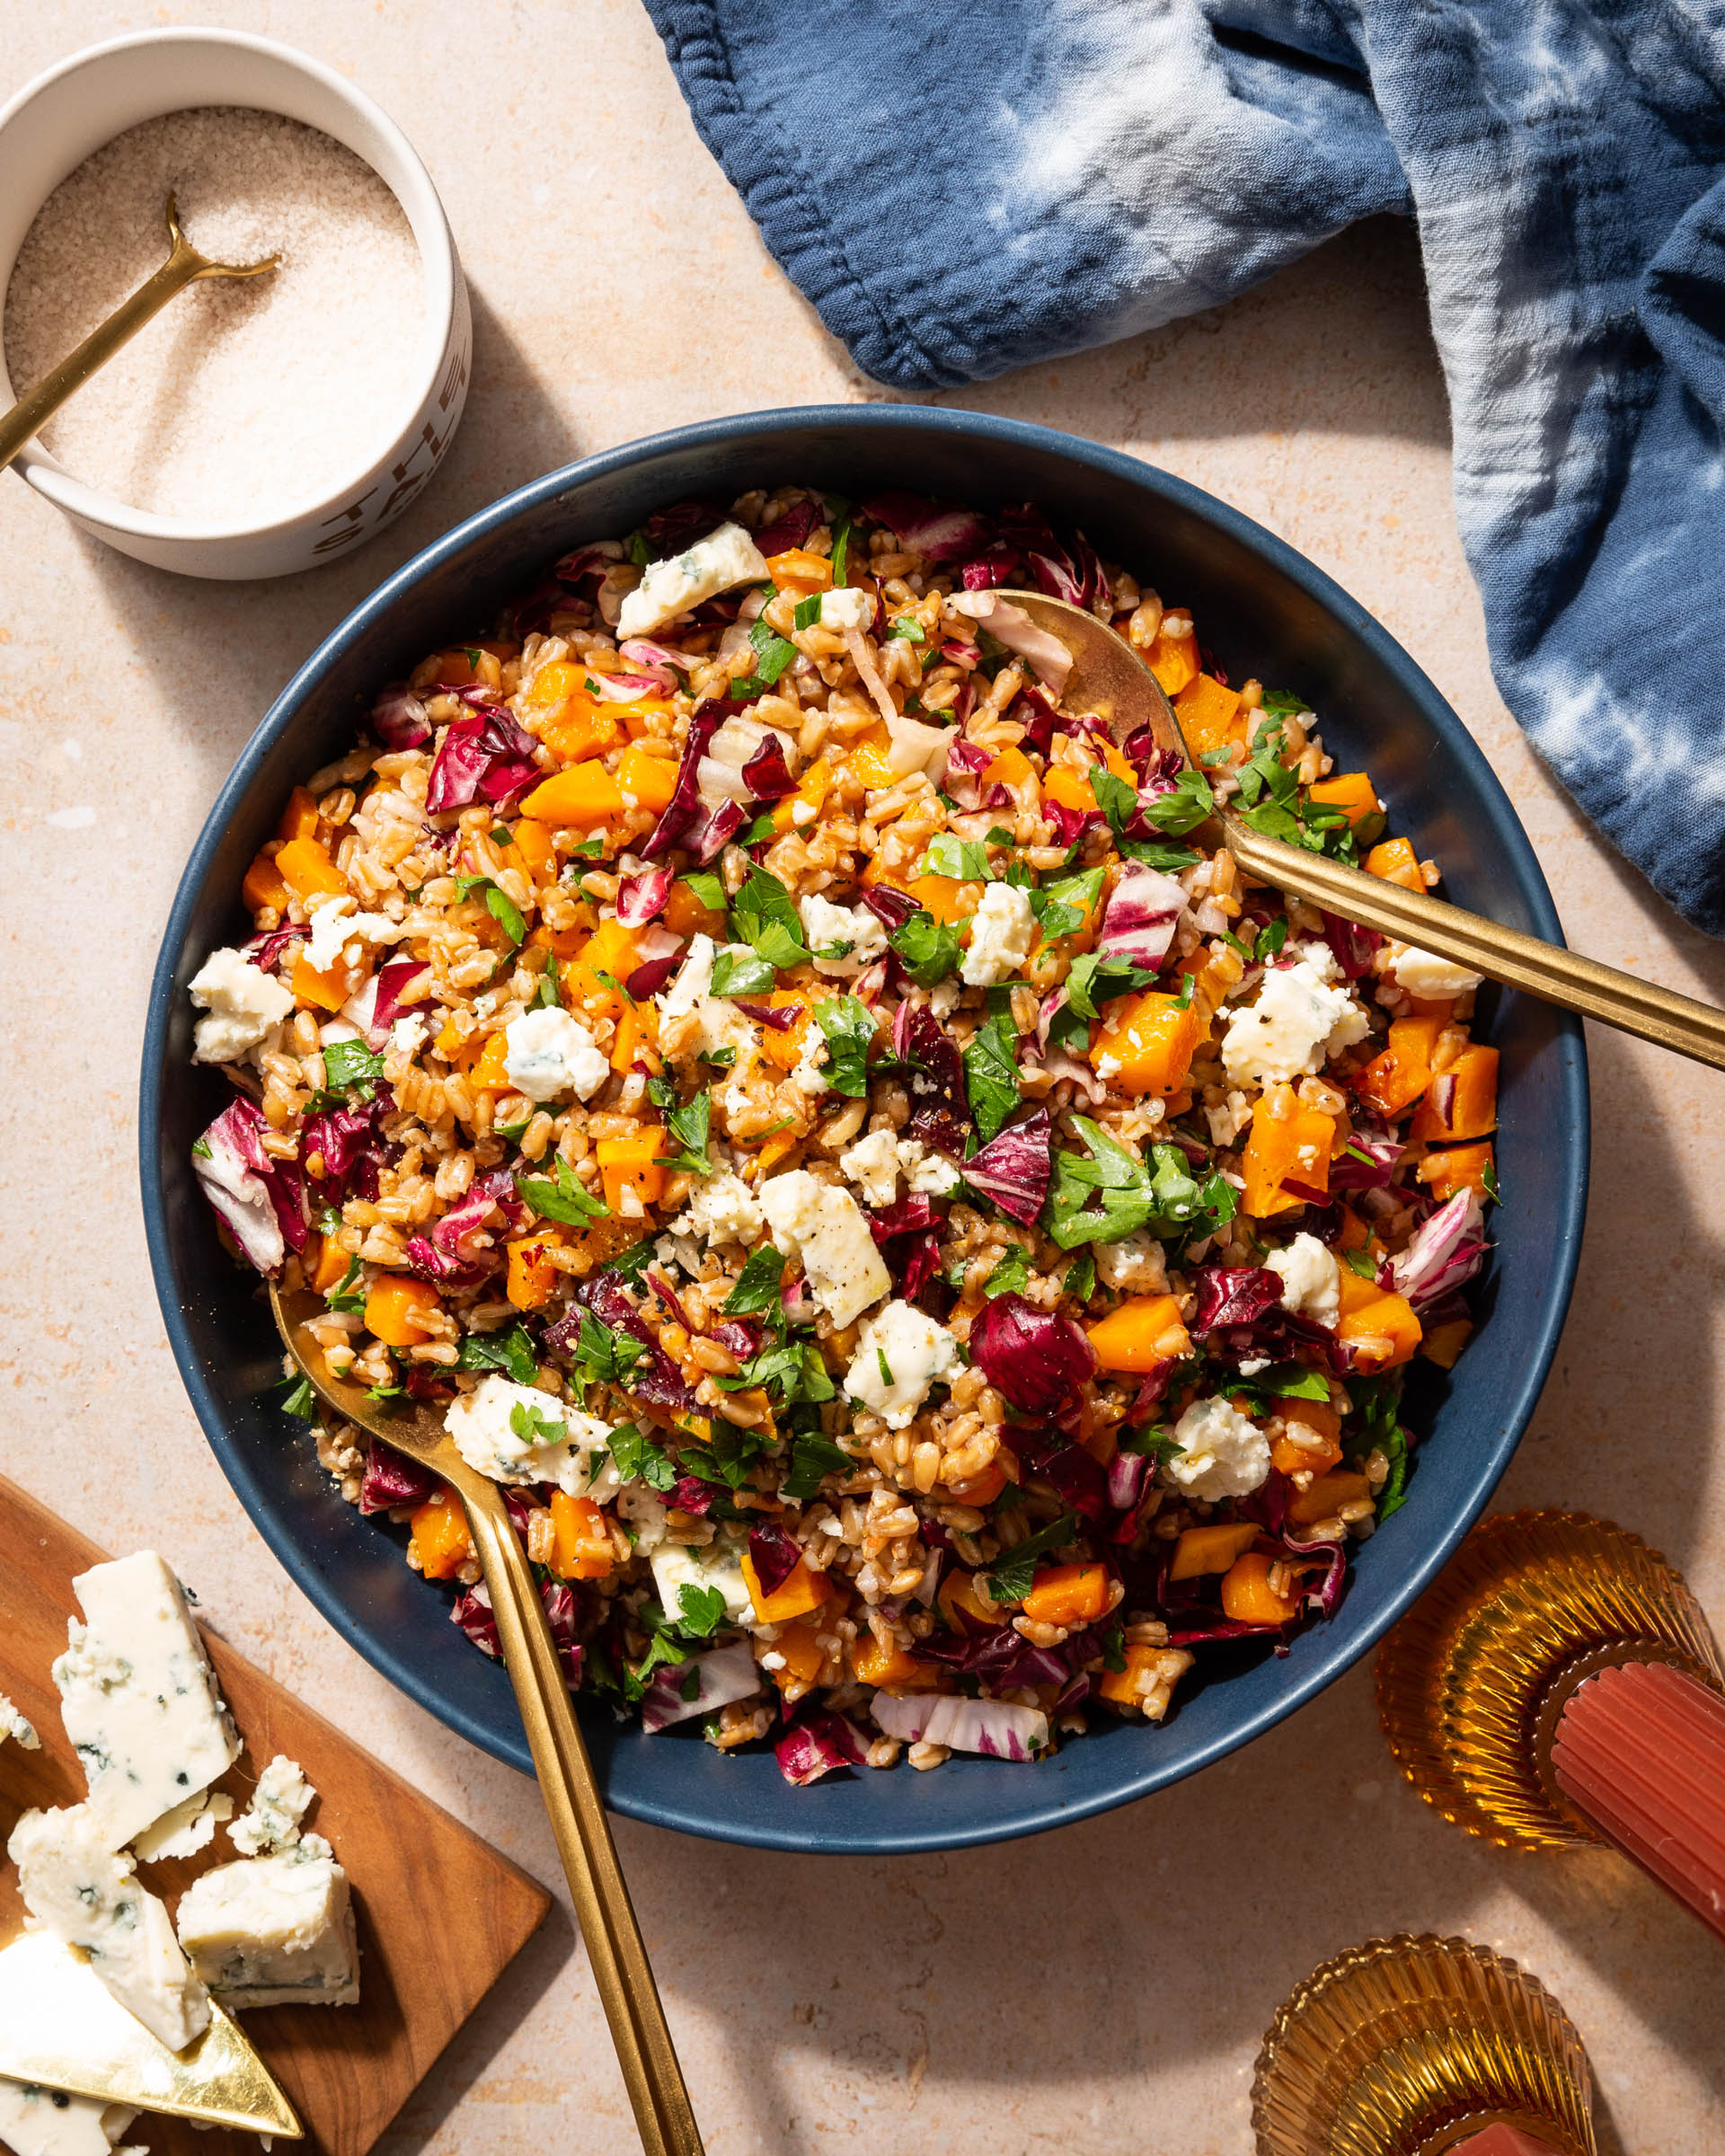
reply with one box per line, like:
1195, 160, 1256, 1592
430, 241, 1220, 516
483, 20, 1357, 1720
0, 1930, 301, 2136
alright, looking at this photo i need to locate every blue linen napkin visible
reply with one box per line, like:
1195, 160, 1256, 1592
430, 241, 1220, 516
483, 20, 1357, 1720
646, 0, 1725, 934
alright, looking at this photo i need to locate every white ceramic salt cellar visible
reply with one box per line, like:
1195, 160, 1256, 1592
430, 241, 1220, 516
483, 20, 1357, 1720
0, 29, 470, 579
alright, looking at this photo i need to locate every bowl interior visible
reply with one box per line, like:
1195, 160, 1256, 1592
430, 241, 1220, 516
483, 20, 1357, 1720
0, 28, 455, 539
141, 408, 1588, 1852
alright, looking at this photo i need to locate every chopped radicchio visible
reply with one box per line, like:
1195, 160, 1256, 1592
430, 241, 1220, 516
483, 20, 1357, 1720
1321, 909, 1385, 981
969, 1293, 1097, 1417
618, 638, 691, 679
775, 1710, 867, 1787
615, 866, 676, 929
891, 999, 969, 1157
1038, 1442, 1110, 1520
860, 884, 921, 934
1329, 1118, 1405, 1192
739, 732, 798, 800
996, 503, 1108, 612
642, 499, 728, 556
540, 1580, 585, 1689
192, 1096, 305, 1274
686, 798, 748, 865
641, 704, 724, 860
425, 705, 541, 813
548, 1273, 696, 1412
962, 1106, 1053, 1225
367, 957, 432, 1048
748, 1520, 802, 1597
404, 1165, 522, 1285
871, 1690, 1048, 1761
857, 491, 993, 562
942, 735, 996, 812
641, 1639, 761, 1733
301, 1087, 397, 1205
451, 1582, 500, 1658
1390, 1188, 1487, 1312
358, 1437, 438, 1515
752, 499, 822, 556
946, 592, 1073, 697
1098, 864, 1186, 971
371, 684, 431, 750
240, 922, 307, 974
1190, 1267, 1285, 1335
669, 1474, 720, 1517
585, 668, 676, 704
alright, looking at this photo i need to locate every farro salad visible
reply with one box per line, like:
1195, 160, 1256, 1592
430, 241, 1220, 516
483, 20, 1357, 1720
188, 487, 1498, 1783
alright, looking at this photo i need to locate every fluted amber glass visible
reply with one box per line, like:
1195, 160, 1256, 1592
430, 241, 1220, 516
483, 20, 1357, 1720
1375, 1511, 1722, 1849
1252, 1933, 1596, 2156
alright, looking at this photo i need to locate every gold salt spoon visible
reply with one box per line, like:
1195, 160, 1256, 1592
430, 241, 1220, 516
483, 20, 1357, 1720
0, 191, 279, 474
269, 1285, 703, 2156
1008, 590, 1725, 1070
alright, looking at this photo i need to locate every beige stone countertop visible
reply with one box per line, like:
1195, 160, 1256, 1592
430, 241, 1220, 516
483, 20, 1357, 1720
4, 5, 1723, 2152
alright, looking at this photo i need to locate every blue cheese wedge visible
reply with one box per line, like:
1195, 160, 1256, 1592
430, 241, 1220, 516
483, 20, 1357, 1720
175, 1849, 360, 2009
130, 1789, 234, 1864
757, 1170, 891, 1330
6, 1806, 210, 2051
0, 1692, 40, 1751
52, 1552, 240, 1848
0, 2081, 140, 2156
228, 1755, 314, 1857
615, 521, 769, 641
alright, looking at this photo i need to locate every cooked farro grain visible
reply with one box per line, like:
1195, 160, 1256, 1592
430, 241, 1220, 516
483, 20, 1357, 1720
191, 486, 1498, 1785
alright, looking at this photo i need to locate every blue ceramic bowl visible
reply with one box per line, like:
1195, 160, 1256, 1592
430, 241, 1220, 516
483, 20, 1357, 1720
141, 407, 1588, 1852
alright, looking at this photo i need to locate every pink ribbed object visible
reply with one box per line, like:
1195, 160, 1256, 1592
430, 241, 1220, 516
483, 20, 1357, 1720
1551, 1660, 1725, 1941
1455, 2129, 1564, 2156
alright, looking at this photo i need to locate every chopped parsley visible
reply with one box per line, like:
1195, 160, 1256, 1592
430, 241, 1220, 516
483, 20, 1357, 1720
982, 1244, 1033, 1298
518, 1154, 609, 1224
707, 948, 783, 1003
321, 1037, 387, 1100
279, 1374, 320, 1422
1030, 866, 1104, 941
781, 1430, 854, 1502
815, 999, 876, 1097
792, 593, 823, 632
509, 1399, 567, 1449
885, 615, 927, 642
730, 865, 809, 971
1139, 767, 1216, 836
915, 832, 992, 883
674, 1583, 729, 1638
889, 910, 960, 987
665, 1088, 713, 1177
325, 1255, 367, 1314
455, 875, 527, 947
609, 1421, 678, 1493
1048, 1118, 1234, 1249
962, 1009, 1022, 1143
984, 1511, 1078, 1604
457, 1323, 541, 1384
724, 1242, 788, 1314
679, 870, 727, 912
571, 1313, 649, 1388
1062, 950, 1155, 1023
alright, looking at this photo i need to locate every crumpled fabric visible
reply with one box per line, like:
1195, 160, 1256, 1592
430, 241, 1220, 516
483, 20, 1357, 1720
645, 0, 1725, 932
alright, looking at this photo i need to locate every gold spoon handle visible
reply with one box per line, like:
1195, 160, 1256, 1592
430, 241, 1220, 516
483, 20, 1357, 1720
452, 1468, 704, 2156
1225, 816, 1725, 1071
0, 195, 277, 477
0, 244, 206, 474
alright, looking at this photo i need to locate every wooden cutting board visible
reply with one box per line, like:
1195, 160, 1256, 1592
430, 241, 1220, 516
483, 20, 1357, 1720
0, 1476, 553, 2155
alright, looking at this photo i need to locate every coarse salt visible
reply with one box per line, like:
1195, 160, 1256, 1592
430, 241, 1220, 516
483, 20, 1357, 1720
4, 107, 426, 523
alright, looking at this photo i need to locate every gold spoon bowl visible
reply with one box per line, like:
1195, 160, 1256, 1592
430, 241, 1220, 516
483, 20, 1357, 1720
1004, 590, 1725, 1072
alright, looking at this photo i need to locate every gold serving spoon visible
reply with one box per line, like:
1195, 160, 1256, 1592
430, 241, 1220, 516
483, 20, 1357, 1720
269, 1284, 703, 2156
0, 191, 279, 475
1004, 589, 1725, 1071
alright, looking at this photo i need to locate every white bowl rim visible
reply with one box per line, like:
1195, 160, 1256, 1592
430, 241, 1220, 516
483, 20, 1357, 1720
0, 25, 458, 545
